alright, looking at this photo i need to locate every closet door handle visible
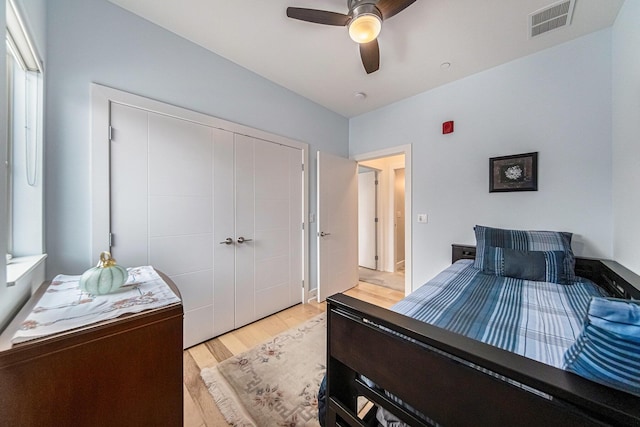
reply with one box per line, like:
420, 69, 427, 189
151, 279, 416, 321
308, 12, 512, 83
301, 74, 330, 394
237, 237, 252, 244
319, 232, 331, 237
219, 238, 234, 245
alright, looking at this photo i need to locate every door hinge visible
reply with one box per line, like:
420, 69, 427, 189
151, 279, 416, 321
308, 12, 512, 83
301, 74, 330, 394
375, 255, 379, 261
302, 222, 304, 230
301, 279, 304, 288
375, 217, 378, 223
109, 232, 114, 247
301, 164, 304, 171
375, 180, 379, 185
108, 126, 113, 141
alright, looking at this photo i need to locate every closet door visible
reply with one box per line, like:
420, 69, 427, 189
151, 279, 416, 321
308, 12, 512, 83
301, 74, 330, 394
109, 103, 149, 268
212, 129, 236, 336
110, 104, 226, 348
110, 104, 303, 347
147, 113, 219, 348
234, 134, 303, 327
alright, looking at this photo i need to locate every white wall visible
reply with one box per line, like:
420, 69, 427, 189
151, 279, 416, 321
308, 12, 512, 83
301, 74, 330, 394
41, 0, 349, 285
350, 30, 614, 286
612, 1, 640, 274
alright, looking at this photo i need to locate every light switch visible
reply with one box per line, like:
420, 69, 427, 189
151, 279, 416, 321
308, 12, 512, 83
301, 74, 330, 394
417, 214, 428, 223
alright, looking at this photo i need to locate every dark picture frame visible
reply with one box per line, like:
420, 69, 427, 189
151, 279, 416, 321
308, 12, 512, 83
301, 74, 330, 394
489, 152, 538, 192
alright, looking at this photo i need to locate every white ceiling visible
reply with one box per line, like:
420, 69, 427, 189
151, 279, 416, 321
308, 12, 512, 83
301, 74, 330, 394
108, 0, 623, 118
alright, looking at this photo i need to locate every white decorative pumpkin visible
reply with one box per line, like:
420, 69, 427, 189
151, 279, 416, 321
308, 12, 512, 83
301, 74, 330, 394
79, 251, 128, 295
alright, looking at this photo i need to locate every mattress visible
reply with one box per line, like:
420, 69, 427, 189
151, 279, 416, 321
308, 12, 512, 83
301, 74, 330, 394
392, 259, 607, 368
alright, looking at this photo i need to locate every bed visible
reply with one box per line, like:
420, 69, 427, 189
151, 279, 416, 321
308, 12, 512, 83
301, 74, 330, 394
325, 227, 640, 427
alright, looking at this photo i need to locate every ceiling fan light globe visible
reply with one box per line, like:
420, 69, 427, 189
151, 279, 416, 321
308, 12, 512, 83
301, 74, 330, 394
349, 14, 381, 44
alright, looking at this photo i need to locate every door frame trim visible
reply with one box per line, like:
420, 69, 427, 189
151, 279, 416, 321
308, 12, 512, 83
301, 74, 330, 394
90, 83, 311, 303
353, 145, 412, 295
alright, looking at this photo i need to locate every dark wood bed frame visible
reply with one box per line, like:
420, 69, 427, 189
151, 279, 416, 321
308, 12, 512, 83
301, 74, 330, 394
326, 245, 640, 427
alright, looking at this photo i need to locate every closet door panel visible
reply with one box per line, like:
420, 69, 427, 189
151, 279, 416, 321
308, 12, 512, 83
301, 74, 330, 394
255, 144, 289, 196
212, 129, 236, 336
148, 115, 213, 197
170, 271, 214, 348
149, 196, 213, 236
149, 234, 213, 277
234, 135, 256, 236
171, 270, 214, 311
109, 103, 149, 268
254, 142, 303, 309
255, 284, 289, 319
234, 135, 256, 328
255, 228, 288, 257
248, 137, 303, 320
255, 198, 290, 230
184, 305, 215, 350
256, 256, 289, 290
147, 113, 215, 348
288, 148, 304, 305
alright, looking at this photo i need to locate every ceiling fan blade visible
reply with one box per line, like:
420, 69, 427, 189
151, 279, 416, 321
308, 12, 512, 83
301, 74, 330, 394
286, 7, 350, 26
360, 39, 380, 74
375, 0, 416, 20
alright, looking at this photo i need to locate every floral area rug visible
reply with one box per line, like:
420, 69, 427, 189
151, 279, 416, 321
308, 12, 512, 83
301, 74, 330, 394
201, 313, 326, 427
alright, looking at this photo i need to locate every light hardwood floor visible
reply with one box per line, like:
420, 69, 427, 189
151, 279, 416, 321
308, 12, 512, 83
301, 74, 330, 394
183, 281, 405, 427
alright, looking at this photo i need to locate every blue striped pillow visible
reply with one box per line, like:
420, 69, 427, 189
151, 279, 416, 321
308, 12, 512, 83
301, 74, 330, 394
474, 225, 576, 282
482, 247, 567, 284
563, 298, 640, 396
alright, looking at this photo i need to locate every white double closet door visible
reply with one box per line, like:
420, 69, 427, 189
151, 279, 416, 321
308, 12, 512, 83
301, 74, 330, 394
109, 103, 303, 348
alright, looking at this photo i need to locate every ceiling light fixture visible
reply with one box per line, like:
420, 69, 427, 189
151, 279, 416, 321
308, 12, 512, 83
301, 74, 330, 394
348, 4, 382, 44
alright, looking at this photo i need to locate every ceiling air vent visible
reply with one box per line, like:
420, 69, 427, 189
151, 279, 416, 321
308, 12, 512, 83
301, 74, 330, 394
529, 0, 575, 38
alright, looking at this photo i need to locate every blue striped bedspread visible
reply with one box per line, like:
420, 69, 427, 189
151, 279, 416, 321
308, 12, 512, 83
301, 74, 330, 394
392, 259, 607, 368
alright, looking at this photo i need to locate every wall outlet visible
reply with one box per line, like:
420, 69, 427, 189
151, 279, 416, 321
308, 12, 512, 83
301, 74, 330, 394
417, 214, 428, 223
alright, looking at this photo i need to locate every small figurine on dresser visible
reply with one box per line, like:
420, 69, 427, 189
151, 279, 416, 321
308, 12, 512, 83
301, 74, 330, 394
79, 251, 128, 295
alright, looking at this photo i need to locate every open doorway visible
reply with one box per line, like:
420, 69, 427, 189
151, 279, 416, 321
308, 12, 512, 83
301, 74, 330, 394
357, 153, 407, 293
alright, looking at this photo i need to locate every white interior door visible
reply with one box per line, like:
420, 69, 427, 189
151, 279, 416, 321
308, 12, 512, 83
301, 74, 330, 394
317, 151, 358, 302
358, 169, 377, 270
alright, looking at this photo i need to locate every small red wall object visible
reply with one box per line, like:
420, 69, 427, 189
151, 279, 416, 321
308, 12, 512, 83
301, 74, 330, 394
442, 121, 454, 134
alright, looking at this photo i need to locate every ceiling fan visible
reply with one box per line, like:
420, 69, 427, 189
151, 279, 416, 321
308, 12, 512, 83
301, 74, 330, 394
286, 0, 416, 74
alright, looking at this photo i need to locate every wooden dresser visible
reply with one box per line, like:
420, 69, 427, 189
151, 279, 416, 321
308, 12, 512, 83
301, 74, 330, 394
0, 272, 184, 426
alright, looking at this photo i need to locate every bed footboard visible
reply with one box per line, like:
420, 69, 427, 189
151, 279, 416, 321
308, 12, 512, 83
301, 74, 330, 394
326, 294, 640, 427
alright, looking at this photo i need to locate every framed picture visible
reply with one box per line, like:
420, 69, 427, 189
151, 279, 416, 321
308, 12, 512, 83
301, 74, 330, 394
489, 152, 538, 192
